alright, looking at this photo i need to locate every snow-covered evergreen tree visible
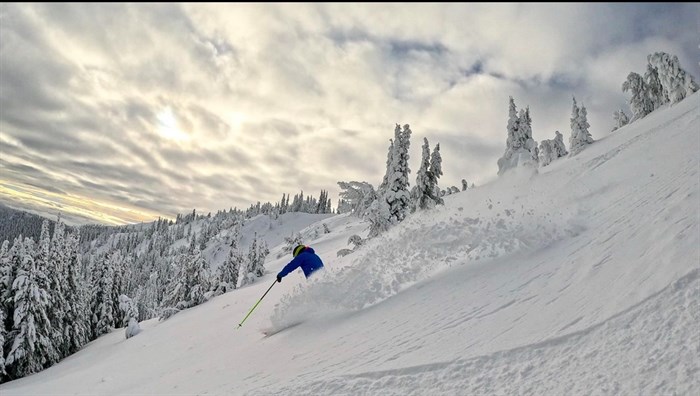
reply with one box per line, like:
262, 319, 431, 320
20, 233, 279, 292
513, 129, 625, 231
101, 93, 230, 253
366, 198, 391, 238
42, 220, 63, 365
384, 124, 412, 223
622, 72, 654, 121
0, 239, 13, 327
213, 246, 243, 296
91, 253, 115, 337
5, 239, 52, 378
190, 246, 211, 305
118, 295, 140, 339
553, 131, 568, 158
462, 180, 468, 191
612, 109, 629, 132
62, 230, 88, 355
569, 97, 594, 156
0, 240, 6, 378
377, 138, 394, 197
412, 137, 433, 211
644, 62, 666, 110
283, 232, 303, 256
117, 294, 138, 328
242, 234, 268, 285
337, 181, 376, 217
497, 97, 539, 175
647, 52, 699, 104
539, 131, 569, 167
520, 107, 539, 163
110, 251, 130, 326
429, 143, 444, 206
0, 302, 5, 380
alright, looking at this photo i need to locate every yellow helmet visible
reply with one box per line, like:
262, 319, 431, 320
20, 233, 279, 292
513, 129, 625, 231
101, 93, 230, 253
293, 244, 306, 257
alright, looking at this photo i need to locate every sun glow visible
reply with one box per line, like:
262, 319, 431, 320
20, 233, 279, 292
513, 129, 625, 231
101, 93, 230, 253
157, 107, 190, 141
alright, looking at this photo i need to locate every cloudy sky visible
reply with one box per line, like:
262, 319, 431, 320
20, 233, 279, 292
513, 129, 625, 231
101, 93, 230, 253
0, 3, 697, 225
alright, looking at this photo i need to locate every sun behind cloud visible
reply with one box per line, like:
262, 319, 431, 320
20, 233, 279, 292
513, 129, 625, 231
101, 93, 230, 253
157, 107, 190, 142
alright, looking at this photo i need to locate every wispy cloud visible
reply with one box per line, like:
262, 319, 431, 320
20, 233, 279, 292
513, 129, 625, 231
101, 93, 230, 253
1, 3, 697, 224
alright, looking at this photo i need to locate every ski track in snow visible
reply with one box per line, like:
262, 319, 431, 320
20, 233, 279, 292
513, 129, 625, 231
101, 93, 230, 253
253, 269, 700, 396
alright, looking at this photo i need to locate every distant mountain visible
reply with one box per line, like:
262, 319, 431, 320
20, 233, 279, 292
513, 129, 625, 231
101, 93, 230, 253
0, 204, 58, 243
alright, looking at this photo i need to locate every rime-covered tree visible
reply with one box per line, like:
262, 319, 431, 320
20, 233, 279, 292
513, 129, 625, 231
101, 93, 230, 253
213, 246, 243, 295
117, 294, 139, 328
242, 234, 268, 285
43, 220, 64, 364
370, 123, 412, 237
0, 240, 7, 379
62, 230, 88, 355
5, 239, 52, 378
462, 180, 468, 191
622, 72, 654, 121
91, 253, 115, 337
118, 295, 140, 339
539, 131, 569, 167
644, 62, 665, 110
569, 98, 594, 156
337, 181, 376, 217
366, 198, 391, 238
282, 232, 303, 257
0, 305, 5, 380
385, 124, 412, 223
497, 97, 539, 175
612, 109, 629, 132
412, 137, 433, 211
160, 244, 210, 319
0, 239, 12, 321
377, 138, 394, 196
182, 246, 211, 308
429, 143, 444, 206
647, 52, 699, 104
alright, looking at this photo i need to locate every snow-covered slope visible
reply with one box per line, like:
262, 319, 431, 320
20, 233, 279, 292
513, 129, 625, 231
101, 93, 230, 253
2, 93, 698, 395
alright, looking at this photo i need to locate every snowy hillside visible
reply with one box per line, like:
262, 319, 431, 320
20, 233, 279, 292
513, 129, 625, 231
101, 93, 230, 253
1, 93, 698, 395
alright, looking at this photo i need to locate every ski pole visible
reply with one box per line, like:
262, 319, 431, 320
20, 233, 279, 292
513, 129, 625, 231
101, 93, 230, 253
237, 279, 277, 329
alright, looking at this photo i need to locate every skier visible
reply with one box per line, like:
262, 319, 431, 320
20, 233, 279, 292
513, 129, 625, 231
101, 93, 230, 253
276, 244, 324, 282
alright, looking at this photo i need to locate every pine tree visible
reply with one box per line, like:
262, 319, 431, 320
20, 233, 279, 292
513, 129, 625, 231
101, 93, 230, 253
370, 123, 412, 237
43, 220, 64, 364
569, 97, 594, 156
118, 295, 140, 339
644, 62, 666, 110
337, 181, 376, 217
0, 240, 7, 378
497, 97, 538, 175
622, 72, 654, 121
186, 246, 210, 307
213, 246, 243, 295
612, 109, 629, 132
0, 239, 13, 329
91, 253, 115, 337
539, 131, 569, 167
62, 230, 88, 355
647, 52, 699, 104
0, 302, 5, 380
5, 239, 52, 378
242, 234, 266, 285
385, 124, 412, 223
160, 244, 210, 319
428, 144, 444, 205
412, 137, 432, 211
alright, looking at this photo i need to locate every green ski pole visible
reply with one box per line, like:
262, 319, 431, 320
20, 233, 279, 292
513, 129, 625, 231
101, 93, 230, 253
237, 279, 278, 330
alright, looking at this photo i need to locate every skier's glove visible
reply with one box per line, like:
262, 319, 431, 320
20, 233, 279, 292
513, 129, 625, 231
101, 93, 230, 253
276, 274, 282, 283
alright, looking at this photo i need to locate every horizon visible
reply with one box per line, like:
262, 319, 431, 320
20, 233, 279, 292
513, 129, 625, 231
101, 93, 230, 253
1, 3, 698, 225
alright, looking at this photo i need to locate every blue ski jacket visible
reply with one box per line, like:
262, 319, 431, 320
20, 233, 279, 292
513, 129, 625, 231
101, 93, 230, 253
277, 247, 324, 279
